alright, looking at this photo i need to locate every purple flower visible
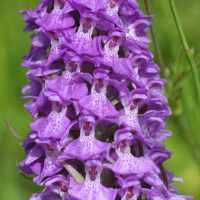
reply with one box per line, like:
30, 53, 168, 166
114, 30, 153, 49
79, 68, 118, 119
68, 157, 118, 200
45, 55, 93, 102
104, 129, 158, 175
117, 175, 141, 200
64, 113, 107, 160
30, 102, 71, 139
62, 11, 100, 56
36, 0, 75, 31
18, 0, 193, 199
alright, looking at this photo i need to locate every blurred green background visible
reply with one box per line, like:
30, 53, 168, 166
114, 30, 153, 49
0, 0, 200, 199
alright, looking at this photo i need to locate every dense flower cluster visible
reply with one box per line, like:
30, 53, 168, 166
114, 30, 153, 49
19, 0, 193, 199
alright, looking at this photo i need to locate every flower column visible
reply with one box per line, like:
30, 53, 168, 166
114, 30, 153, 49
18, 0, 194, 200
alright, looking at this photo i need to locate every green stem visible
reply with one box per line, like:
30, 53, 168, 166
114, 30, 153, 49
144, 0, 165, 79
169, 0, 200, 112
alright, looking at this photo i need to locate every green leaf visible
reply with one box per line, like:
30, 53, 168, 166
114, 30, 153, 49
60, 161, 84, 183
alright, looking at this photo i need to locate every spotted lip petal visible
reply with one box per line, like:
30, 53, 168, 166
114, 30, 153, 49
104, 140, 154, 175
43, 12, 75, 31
68, 158, 118, 200
30, 106, 71, 139
45, 72, 90, 102
79, 69, 118, 119
34, 147, 64, 184
62, 12, 100, 56
64, 117, 107, 160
